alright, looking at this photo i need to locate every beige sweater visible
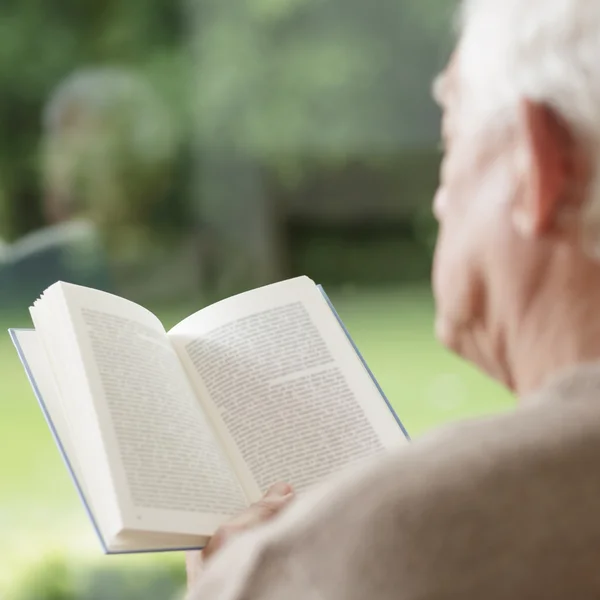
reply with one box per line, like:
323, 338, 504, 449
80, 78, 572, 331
189, 365, 600, 599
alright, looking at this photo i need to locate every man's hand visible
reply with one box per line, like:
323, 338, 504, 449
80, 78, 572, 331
186, 482, 294, 590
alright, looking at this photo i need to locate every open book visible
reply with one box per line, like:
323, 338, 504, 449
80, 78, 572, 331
10, 276, 408, 554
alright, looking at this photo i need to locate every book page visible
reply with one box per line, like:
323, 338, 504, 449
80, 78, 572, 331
36, 283, 247, 540
169, 277, 406, 501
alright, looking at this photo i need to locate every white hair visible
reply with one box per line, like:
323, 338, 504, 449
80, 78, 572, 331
458, 0, 600, 253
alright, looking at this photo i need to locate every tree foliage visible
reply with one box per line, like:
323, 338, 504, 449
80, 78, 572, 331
0, 0, 451, 240
190, 0, 452, 161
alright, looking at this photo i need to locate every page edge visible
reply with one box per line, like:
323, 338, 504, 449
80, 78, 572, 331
314, 288, 411, 441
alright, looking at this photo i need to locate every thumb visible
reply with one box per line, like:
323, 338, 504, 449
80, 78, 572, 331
264, 482, 294, 499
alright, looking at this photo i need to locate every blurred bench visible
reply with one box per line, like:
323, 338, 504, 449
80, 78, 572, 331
0, 220, 113, 309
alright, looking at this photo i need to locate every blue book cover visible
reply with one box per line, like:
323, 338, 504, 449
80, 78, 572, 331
9, 285, 408, 554
9, 328, 111, 553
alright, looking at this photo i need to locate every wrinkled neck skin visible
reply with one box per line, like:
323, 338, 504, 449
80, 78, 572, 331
506, 248, 600, 399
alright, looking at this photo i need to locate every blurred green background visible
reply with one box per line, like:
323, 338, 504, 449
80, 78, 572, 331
0, 0, 513, 597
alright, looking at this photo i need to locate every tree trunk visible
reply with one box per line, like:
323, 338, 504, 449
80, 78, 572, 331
194, 151, 288, 299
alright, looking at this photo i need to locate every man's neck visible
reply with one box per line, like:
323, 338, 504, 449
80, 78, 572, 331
509, 291, 600, 399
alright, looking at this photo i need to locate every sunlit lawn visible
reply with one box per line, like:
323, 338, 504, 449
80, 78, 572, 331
0, 285, 513, 591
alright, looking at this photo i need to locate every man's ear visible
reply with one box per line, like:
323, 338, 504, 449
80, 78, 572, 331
512, 99, 584, 238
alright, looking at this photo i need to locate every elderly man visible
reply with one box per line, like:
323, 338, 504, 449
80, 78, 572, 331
187, 0, 600, 597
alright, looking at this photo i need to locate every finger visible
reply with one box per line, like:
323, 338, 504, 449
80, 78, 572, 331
185, 550, 204, 589
233, 489, 294, 528
202, 487, 294, 560
265, 482, 294, 498
202, 524, 238, 560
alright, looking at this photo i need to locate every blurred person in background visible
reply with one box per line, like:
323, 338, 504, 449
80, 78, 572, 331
41, 68, 179, 258
184, 0, 600, 598
0, 68, 179, 301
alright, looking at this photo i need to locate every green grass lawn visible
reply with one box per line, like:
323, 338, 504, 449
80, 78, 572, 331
0, 285, 514, 591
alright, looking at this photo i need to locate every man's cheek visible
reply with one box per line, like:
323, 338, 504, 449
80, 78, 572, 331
433, 220, 475, 306
431, 241, 465, 353
432, 229, 452, 303
433, 187, 447, 220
